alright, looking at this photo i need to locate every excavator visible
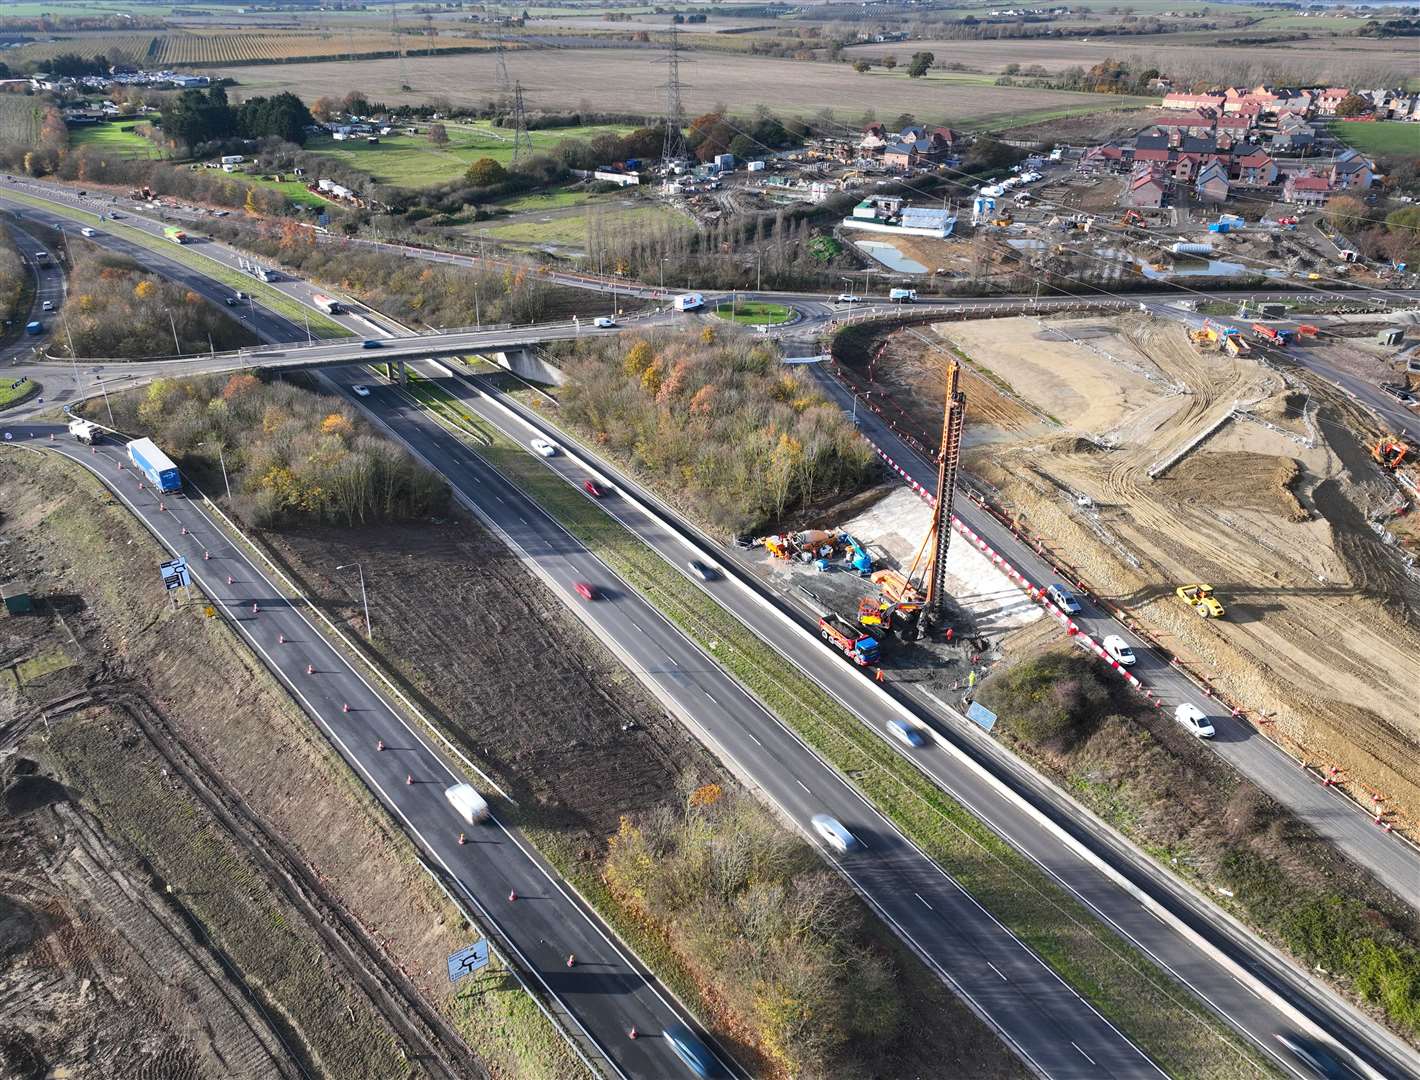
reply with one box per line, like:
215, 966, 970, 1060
1176, 584, 1225, 619
1372, 434, 1415, 471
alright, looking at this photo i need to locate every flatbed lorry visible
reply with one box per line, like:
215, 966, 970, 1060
68, 418, 101, 444
818, 612, 881, 666
126, 437, 182, 494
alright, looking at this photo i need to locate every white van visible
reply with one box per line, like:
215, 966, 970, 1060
445, 783, 491, 825
593, 316, 616, 328
673, 293, 704, 312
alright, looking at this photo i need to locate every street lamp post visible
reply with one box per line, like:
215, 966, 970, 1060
336, 562, 371, 640
197, 440, 232, 500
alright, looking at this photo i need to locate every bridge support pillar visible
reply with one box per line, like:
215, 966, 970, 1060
397, 359, 408, 384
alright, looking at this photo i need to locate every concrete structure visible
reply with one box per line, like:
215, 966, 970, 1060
593, 169, 640, 187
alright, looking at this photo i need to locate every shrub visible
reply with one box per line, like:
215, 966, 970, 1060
978, 649, 1115, 752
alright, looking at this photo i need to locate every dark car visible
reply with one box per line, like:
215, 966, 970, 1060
362, 339, 383, 349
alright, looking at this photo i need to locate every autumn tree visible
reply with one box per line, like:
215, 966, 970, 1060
428, 122, 449, 145
464, 157, 508, 186
1335, 94, 1370, 118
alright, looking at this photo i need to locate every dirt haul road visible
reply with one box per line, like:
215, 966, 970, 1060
870, 314, 1420, 831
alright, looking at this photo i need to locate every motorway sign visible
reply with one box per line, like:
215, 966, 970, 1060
447, 940, 489, 983
159, 557, 190, 591
965, 702, 997, 732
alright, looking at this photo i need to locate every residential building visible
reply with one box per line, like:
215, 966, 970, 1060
1125, 163, 1167, 208
1315, 87, 1352, 116
1162, 92, 1225, 111
1234, 150, 1278, 188
1284, 174, 1332, 206
1195, 161, 1230, 203
1330, 152, 1373, 190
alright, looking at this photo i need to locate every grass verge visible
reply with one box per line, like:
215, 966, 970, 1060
712, 300, 791, 325
401, 370, 1277, 1080
0, 376, 38, 409
0, 188, 349, 338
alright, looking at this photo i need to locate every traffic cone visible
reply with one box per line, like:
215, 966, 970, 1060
48, 432, 53, 441
306, 664, 314, 675
566, 954, 576, 968
251, 602, 259, 615
377, 740, 384, 751
203, 550, 210, 560
406, 774, 413, 785
458, 832, 466, 845
278, 633, 285, 644
342, 702, 350, 713
159, 501, 165, 512
629, 1026, 638, 1040
509, 888, 517, 902
181, 526, 188, 535
226, 575, 234, 585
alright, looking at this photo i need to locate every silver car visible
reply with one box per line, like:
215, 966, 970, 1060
811, 813, 860, 854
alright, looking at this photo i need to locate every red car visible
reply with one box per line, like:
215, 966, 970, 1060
583, 479, 606, 497
573, 581, 596, 601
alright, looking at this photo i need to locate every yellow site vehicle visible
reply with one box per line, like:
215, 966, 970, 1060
1176, 584, 1225, 618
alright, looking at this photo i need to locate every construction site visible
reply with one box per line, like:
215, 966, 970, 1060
816, 307, 1420, 831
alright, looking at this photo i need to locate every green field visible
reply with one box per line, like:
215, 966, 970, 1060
307, 123, 639, 188
69, 122, 165, 159
1331, 121, 1420, 159
0, 96, 46, 147
713, 300, 791, 325
237, 173, 331, 209
497, 187, 598, 213
479, 203, 687, 249
0, 377, 37, 410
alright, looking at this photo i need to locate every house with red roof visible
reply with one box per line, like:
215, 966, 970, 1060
1125, 163, 1168, 208
1284, 174, 1332, 206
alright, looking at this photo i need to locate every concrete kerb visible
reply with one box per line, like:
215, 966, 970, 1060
329, 374, 750, 1080
23, 435, 611, 1080
467, 395, 1407, 1079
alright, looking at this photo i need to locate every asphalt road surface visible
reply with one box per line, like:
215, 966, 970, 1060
8, 423, 740, 1080
427, 370, 1419, 1080
324, 364, 1173, 1080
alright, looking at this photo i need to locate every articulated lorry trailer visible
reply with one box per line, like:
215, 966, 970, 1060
126, 437, 182, 494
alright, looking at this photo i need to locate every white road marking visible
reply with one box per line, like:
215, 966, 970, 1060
1072, 1043, 1096, 1066
795, 779, 810, 793
987, 961, 1008, 981
914, 892, 933, 910
745, 731, 761, 746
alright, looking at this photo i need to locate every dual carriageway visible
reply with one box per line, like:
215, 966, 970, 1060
2, 181, 1419, 1080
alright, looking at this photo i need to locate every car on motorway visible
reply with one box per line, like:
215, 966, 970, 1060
1175, 703, 1215, 739
583, 479, 606, 497
351, 385, 370, 397
362, 339, 383, 349
810, 813, 860, 854
1273, 1033, 1359, 1080
663, 1022, 722, 1079
80, 226, 97, 237
593, 316, 616, 328
1102, 634, 1136, 665
887, 717, 927, 748
573, 581, 596, 601
109, 211, 123, 219
687, 559, 717, 581
1046, 583, 1082, 614
836, 293, 861, 303
41, 300, 54, 311
530, 437, 558, 457
224, 296, 241, 306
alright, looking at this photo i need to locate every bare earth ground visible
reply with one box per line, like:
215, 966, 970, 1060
212, 50, 1152, 126
0, 451, 582, 1080
844, 315, 1420, 828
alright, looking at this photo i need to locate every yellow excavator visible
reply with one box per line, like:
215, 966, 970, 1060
1176, 584, 1225, 619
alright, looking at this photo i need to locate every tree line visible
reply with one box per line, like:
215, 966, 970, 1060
51, 243, 259, 359
550, 328, 875, 536
163, 85, 316, 149
84, 372, 449, 527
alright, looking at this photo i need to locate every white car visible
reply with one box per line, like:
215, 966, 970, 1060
351, 384, 370, 397
1102, 634, 1136, 666
80, 227, 97, 237
810, 813, 860, 854
836, 293, 861, 303
41, 300, 54, 311
530, 438, 558, 458
1175, 703, 1215, 739
593, 316, 617, 328
687, 559, 716, 581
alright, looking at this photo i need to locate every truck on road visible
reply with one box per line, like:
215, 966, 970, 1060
126, 437, 182, 494
889, 288, 917, 303
311, 293, 343, 315
818, 612, 881, 666
164, 226, 189, 244
674, 293, 704, 312
68, 418, 101, 444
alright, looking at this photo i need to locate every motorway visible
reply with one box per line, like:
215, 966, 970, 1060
413, 366, 1419, 1080
8, 421, 740, 1080
325, 362, 1171, 1080
5, 176, 1420, 1077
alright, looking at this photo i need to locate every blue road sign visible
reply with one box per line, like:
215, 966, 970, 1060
159, 557, 190, 591
447, 939, 489, 983
965, 701, 998, 732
